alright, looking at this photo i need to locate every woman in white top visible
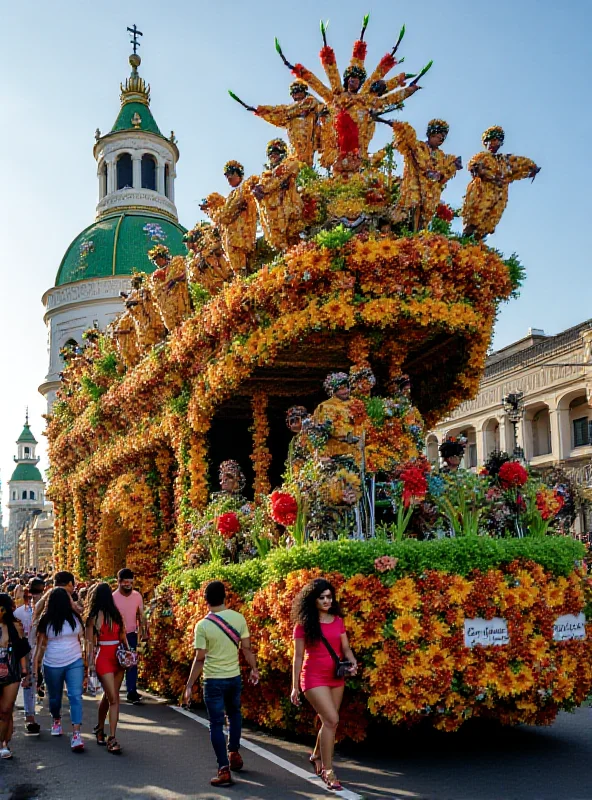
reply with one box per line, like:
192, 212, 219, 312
34, 588, 87, 752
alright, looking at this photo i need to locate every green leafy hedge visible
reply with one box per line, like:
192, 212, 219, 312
170, 536, 585, 596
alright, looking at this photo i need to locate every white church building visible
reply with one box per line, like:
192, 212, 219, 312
39, 46, 186, 409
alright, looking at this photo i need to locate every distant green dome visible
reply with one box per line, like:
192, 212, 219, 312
17, 423, 37, 445
55, 212, 187, 286
111, 101, 162, 136
11, 463, 43, 482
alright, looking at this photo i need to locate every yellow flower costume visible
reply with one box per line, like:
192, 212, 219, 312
312, 395, 361, 462
462, 128, 538, 238
254, 150, 303, 251
391, 120, 460, 229
185, 224, 232, 295
256, 92, 321, 167
202, 179, 258, 276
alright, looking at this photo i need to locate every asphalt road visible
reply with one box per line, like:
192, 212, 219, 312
4, 690, 592, 800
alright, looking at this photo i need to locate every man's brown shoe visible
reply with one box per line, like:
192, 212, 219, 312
229, 750, 244, 771
211, 766, 233, 786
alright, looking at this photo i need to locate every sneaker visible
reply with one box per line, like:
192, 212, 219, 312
229, 750, 244, 771
0, 746, 12, 759
210, 766, 233, 786
51, 720, 62, 736
127, 691, 143, 705
70, 732, 84, 752
25, 721, 41, 736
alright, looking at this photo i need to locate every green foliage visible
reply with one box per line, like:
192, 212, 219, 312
296, 165, 321, 189
315, 225, 354, 250
365, 397, 386, 427
504, 252, 526, 298
166, 537, 585, 596
189, 283, 211, 309
95, 352, 118, 378
80, 376, 105, 401
168, 383, 192, 416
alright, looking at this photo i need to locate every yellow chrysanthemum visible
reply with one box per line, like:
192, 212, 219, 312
393, 613, 422, 642
389, 578, 421, 611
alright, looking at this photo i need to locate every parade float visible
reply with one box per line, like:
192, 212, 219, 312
47, 18, 592, 740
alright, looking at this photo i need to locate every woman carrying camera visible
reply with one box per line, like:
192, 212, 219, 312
290, 578, 357, 791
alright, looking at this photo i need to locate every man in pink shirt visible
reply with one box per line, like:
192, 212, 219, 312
113, 568, 145, 704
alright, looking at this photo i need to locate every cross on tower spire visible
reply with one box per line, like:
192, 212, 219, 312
25, 406, 29, 425
127, 24, 143, 55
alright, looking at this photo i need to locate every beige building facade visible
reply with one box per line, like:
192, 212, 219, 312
17, 510, 54, 573
428, 320, 592, 527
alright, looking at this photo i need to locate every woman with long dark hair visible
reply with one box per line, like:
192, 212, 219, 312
290, 578, 357, 791
0, 593, 31, 759
85, 582, 129, 754
34, 587, 86, 752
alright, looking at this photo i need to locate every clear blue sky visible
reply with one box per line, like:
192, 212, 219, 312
1, 0, 590, 518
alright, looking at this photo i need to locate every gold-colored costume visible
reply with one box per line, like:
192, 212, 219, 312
186, 226, 232, 295
256, 96, 321, 166
462, 151, 538, 238
294, 51, 416, 165
203, 180, 258, 275
111, 310, 141, 368
149, 255, 191, 331
126, 285, 167, 348
391, 121, 459, 228
254, 157, 303, 251
312, 395, 361, 463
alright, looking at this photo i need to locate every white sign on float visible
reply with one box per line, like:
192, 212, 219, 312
553, 613, 587, 641
464, 617, 510, 648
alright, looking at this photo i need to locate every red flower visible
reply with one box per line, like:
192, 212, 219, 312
153, 268, 167, 281
270, 491, 298, 526
498, 461, 528, 489
400, 466, 428, 507
436, 203, 454, 222
352, 40, 367, 60
217, 512, 241, 538
335, 109, 359, 156
319, 46, 336, 66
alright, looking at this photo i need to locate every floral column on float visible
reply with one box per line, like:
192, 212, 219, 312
47, 17, 591, 739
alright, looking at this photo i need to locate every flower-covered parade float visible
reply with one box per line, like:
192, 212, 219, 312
47, 18, 592, 740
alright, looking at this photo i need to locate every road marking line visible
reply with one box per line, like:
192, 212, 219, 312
172, 705, 363, 800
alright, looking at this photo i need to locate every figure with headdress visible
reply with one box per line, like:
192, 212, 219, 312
110, 311, 141, 369
252, 140, 304, 251
184, 223, 232, 295
462, 126, 540, 239
122, 273, 167, 348
212, 460, 249, 504
285, 405, 314, 477
439, 436, 467, 473
382, 118, 462, 230
149, 246, 191, 331
350, 366, 376, 400
276, 20, 421, 172
201, 161, 258, 276
232, 81, 321, 167
312, 372, 362, 463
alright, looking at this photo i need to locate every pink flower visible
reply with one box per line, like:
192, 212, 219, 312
374, 556, 399, 573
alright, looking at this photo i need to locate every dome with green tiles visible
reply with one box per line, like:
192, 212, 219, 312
55, 212, 186, 286
10, 463, 43, 482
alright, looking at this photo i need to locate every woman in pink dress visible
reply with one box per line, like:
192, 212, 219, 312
291, 578, 357, 791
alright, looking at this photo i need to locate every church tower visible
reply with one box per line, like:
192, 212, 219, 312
6, 414, 46, 565
39, 26, 186, 410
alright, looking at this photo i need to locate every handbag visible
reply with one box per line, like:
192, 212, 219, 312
320, 634, 353, 679
86, 668, 102, 697
116, 644, 138, 670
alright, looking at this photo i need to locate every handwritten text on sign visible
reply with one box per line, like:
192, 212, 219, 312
553, 613, 587, 641
464, 617, 509, 648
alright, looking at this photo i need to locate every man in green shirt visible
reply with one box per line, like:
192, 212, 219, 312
183, 581, 259, 787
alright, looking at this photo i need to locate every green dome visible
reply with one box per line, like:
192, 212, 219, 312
17, 423, 37, 444
11, 463, 43, 482
55, 212, 187, 286
111, 101, 162, 136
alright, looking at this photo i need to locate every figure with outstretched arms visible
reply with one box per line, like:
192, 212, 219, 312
462, 126, 540, 239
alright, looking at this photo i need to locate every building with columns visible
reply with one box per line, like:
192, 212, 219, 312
39, 48, 186, 409
6, 416, 48, 565
428, 321, 592, 527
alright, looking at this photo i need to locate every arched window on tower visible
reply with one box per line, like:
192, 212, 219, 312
24, 447, 30, 457
164, 164, 170, 198
22, 491, 27, 500
12, 492, 15, 500
29, 491, 35, 500
99, 161, 108, 199
116, 153, 133, 190
141, 154, 157, 190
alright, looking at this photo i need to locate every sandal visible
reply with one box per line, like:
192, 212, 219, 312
93, 725, 106, 746
106, 736, 122, 754
321, 769, 343, 791
309, 753, 322, 776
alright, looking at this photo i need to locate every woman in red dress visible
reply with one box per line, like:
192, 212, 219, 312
85, 583, 130, 754
291, 578, 357, 791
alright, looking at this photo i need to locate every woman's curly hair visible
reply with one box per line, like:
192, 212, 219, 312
291, 578, 341, 643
